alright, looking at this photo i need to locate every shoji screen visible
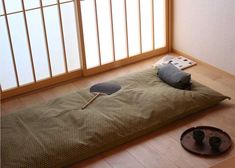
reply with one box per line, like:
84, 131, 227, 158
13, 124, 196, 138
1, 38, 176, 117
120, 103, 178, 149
0, 0, 80, 92
81, 0, 167, 70
0, 0, 168, 99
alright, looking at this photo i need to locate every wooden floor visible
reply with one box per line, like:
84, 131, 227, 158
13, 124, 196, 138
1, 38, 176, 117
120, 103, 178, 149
1, 53, 235, 168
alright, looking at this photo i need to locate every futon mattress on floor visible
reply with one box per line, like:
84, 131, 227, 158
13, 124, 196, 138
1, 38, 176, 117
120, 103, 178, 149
1, 69, 228, 168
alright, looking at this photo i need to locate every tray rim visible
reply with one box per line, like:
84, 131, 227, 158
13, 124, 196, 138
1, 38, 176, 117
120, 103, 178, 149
180, 126, 232, 156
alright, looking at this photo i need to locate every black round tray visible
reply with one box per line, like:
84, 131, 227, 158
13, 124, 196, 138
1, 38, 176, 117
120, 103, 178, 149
181, 126, 232, 156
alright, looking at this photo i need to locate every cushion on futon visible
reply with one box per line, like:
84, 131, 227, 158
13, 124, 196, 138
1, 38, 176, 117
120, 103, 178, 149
1, 69, 229, 168
157, 63, 191, 89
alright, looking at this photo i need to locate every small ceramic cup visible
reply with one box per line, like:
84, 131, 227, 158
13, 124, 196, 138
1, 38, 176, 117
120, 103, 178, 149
193, 129, 205, 145
209, 136, 222, 150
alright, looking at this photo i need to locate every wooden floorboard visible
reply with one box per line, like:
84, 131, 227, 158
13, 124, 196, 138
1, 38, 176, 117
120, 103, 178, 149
1, 53, 235, 168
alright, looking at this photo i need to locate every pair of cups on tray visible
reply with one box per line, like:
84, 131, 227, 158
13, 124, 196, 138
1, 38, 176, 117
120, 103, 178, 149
193, 129, 221, 150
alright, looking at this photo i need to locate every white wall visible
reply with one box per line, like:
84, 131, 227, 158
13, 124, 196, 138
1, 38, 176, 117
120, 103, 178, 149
173, 0, 235, 75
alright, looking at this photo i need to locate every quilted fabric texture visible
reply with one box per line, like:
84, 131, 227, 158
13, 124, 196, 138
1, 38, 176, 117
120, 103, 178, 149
2, 69, 228, 168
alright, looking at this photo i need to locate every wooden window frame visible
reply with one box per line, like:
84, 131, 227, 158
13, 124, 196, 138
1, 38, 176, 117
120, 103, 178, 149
1, 0, 172, 101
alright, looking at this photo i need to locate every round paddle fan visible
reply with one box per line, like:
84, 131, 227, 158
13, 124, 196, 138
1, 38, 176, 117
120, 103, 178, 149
81, 82, 121, 110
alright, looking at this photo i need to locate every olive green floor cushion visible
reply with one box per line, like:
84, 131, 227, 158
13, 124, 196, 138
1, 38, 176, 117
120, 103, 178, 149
2, 69, 229, 168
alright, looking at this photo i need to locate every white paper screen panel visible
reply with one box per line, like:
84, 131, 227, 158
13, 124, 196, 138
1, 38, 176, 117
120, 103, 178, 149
111, 0, 127, 61
26, 9, 50, 81
81, 0, 100, 69
140, 0, 153, 52
0, 0, 167, 92
8, 13, 34, 85
44, 6, 65, 76
126, 0, 141, 56
81, 0, 166, 68
4, 0, 22, 13
154, 0, 166, 49
60, 0, 71, 2
0, 0, 81, 91
0, 17, 17, 90
96, 0, 114, 65
24, 0, 40, 10
0, 1, 3, 15
42, 0, 57, 6
61, 2, 80, 71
